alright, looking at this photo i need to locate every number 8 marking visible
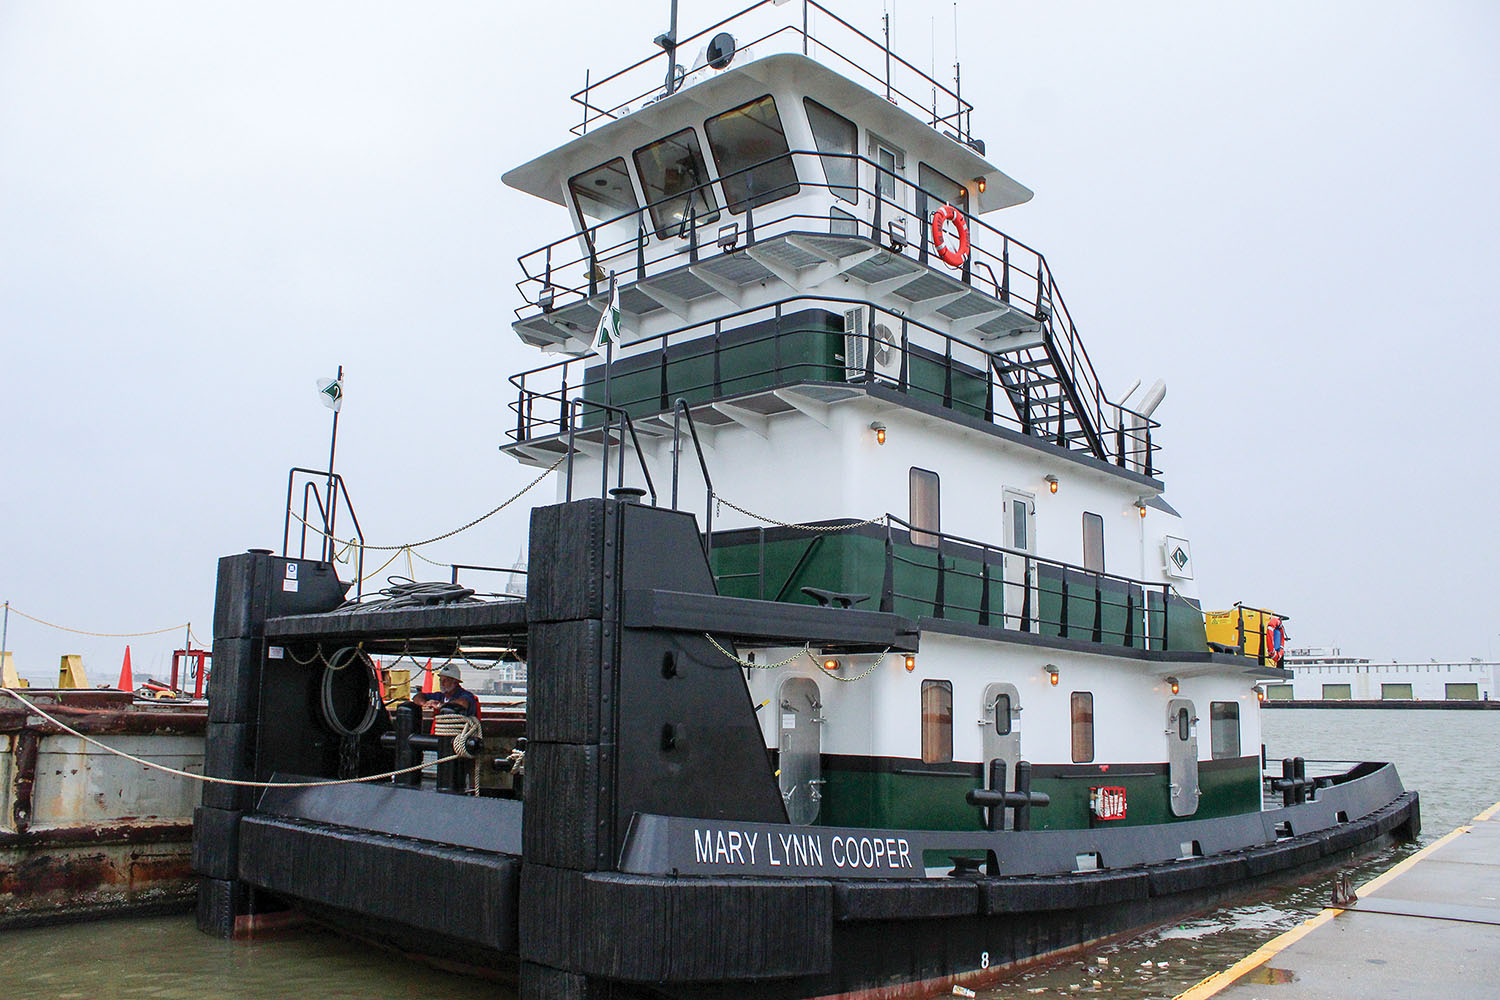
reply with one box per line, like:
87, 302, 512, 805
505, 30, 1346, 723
980, 951, 990, 969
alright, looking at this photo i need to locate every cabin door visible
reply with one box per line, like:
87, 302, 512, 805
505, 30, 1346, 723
1002, 490, 1036, 630
778, 676, 824, 825
980, 681, 1021, 789
1166, 697, 1200, 817
868, 135, 910, 243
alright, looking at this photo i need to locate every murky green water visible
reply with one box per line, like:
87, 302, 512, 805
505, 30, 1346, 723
1, 709, 1494, 999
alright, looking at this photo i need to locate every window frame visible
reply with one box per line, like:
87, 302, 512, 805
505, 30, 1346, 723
1070, 691, 1094, 763
803, 97, 858, 204
1209, 701, 1240, 758
909, 467, 940, 548
703, 94, 800, 214
1082, 512, 1105, 573
631, 127, 722, 240
567, 157, 641, 228
920, 679, 954, 764
992, 692, 1012, 736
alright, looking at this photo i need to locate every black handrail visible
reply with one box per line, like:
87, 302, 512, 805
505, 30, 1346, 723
506, 292, 1161, 476
671, 399, 715, 563
282, 467, 366, 598
561, 398, 658, 506
569, 2, 973, 142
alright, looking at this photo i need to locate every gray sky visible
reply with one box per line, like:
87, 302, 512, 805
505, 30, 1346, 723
2, 1, 1497, 685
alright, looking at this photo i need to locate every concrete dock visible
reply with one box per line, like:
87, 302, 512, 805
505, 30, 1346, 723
1177, 801, 1500, 1000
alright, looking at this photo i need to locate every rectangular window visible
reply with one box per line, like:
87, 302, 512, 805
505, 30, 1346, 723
568, 158, 639, 224
1070, 691, 1094, 763
1082, 512, 1105, 573
1209, 702, 1240, 759
1381, 683, 1414, 700
804, 98, 858, 204
917, 162, 969, 216
1322, 684, 1352, 700
1010, 496, 1029, 552
1264, 684, 1294, 701
921, 680, 953, 764
876, 145, 898, 203
993, 692, 1012, 736
910, 467, 940, 547
633, 128, 721, 239
1446, 683, 1479, 700
704, 95, 799, 213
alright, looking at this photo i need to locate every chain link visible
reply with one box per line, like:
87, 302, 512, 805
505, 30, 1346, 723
713, 494, 887, 533
703, 633, 891, 684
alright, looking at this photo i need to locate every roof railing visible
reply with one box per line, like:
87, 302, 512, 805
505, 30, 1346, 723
570, 1, 975, 143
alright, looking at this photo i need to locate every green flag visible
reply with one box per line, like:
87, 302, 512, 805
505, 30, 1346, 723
591, 271, 620, 352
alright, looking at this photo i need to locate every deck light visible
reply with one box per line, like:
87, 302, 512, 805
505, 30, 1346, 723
976, 176, 987, 193
1044, 475, 1059, 494
1168, 676, 1180, 695
888, 219, 908, 252
905, 654, 916, 672
870, 421, 886, 445
823, 658, 841, 672
1256, 686, 1266, 703
1045, 664, 1059, 686
717, 223, 739, 251
1135, 499, 1148, 518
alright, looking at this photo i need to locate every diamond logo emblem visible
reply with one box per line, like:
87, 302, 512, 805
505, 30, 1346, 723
1171, 546, 1189, 570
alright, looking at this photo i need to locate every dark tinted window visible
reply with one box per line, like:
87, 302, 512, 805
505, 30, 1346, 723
568, 158, 639, 223
910, 468, 940, 547
1082, 512, 1105, 573
633, 128, 720, 239
1071, 691, 1094, 763
993, 692, 1012, 736
921, 680, 953, 764
704, 95, 799, 212
917, 162, 968, 218
1210, 702, 1239, 758
805, 98, 858, 204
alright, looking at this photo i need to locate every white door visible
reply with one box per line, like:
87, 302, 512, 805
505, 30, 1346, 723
869, 135, 910, 243
1166, 697, 1200, 817
1002, 489, 1036, 631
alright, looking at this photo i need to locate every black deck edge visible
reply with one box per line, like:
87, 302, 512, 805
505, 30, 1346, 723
623, 587, 919, 651
263, 598, 528, 641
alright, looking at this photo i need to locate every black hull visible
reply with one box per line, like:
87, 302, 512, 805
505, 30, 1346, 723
194, 498, 1421, 999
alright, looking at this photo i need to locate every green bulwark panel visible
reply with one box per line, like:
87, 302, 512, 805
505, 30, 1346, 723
578, 308, 992, 426
580, 308, 845, 425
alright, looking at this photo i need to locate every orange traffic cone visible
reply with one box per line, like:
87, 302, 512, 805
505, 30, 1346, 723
375, 660, 387, 700
422, 659, 436, 694
117, 646, 134, 692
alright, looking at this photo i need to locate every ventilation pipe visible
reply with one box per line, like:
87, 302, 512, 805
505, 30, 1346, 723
1126, 379, 1166, 474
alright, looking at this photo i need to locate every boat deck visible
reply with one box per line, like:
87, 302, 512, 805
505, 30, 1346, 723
1178, 799, 1500, 1000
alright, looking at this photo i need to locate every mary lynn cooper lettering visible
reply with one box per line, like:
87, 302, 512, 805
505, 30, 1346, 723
692, 827, 915, 872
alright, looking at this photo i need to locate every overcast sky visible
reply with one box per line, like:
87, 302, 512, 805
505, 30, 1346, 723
1, 1, 1497, 684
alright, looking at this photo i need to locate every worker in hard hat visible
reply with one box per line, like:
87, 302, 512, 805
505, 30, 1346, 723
412, 662, 480, 718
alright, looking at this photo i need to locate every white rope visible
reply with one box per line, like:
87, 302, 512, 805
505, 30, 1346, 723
433, 713, 483, 795
0, 688, 464, 788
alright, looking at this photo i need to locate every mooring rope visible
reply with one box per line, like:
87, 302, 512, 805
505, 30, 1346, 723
0, 688, 466, 788
289, 452, 566, 552
2, 606, 188, 638
433, 713, 483, 795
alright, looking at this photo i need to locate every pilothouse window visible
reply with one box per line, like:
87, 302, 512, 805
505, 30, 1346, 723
917, 163, 968, 216
568, 158, 639, 224
804, 98, 857, 204
704, 95, 799, 212
633, 128, 721, 239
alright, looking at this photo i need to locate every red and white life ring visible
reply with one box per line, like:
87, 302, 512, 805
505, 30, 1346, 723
1265, 617, 1286, 664
930, 204, 969, 268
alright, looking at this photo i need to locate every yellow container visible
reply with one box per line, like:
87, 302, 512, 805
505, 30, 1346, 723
1205, 607, 1274, 657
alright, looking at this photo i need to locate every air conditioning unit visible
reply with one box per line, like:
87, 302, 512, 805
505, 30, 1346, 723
843, 307, 899, 381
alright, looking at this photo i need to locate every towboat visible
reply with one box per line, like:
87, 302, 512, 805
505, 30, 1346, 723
192, 4, 1418, 997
